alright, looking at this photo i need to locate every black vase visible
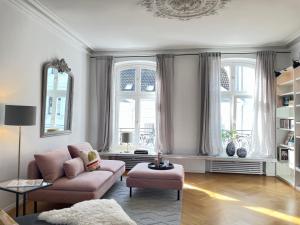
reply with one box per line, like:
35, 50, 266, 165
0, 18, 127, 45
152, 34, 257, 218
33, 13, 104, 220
237, 147, 247, 158
226, 142, 236, 157
293, 60, 300, 69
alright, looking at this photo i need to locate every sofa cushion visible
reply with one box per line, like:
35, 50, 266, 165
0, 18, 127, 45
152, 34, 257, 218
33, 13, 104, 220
80, 150, 101, 172
99, 160, 125, 173
68, 142, 94, 158
49, 170, 113, 192
27, 160, 42, 179
34, 149, 71, 182
63, 158, 85, 179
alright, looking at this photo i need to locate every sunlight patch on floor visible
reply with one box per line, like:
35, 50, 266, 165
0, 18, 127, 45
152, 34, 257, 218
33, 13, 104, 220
184, 183, 239, 201
244, 206, 300, 225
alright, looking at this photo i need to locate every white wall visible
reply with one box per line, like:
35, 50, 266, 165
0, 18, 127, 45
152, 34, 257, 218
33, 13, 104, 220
0, 0, 89, 209
291, 41, 300, 61
173, 55, 200, 155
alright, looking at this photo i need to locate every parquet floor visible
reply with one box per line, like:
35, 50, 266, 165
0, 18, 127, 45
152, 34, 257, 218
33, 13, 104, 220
8, 173, 300, 225
182, 173, 300, 225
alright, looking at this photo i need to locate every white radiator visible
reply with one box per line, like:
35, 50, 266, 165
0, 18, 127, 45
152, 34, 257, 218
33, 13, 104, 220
209, 160, 264, 175
108, 155, 156, 169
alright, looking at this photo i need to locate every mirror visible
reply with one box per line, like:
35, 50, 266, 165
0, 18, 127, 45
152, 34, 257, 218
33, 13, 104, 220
41, 59, 73, 137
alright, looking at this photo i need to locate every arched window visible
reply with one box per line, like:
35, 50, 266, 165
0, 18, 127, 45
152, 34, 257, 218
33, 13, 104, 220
113, 61, 156, 151
221, 59, 256, 140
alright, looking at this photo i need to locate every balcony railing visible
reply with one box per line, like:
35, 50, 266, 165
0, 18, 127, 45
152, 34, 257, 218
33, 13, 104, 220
119, 127, 155, 149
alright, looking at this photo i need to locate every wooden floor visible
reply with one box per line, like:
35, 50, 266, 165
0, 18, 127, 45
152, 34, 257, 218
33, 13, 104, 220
8, 173, 300, 225
182, 173, 300, 225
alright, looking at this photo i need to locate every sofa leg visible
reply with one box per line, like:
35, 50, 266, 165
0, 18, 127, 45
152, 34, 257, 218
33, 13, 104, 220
130, 187, 132, 198
177, 190, 180, 201
34, 201, 37, 213
120, 176, 123, 181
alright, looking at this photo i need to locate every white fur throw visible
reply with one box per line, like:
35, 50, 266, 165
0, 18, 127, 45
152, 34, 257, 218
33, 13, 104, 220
38, 199, 137, 225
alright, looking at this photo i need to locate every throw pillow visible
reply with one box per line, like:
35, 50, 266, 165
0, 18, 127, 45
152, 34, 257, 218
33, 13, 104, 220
67, 142, 94, 158
34, 149, 71, 182
0, 210, 18, 225
63, 157, 85, 178
79, 150, 101, 172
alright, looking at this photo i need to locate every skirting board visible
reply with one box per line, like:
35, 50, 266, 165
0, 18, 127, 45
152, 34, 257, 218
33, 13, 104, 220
3, 197, 23, 212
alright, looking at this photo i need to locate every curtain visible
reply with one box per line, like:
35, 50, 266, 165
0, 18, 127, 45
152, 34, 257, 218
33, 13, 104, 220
198, 52, 222, 156
251, 51, 276, 158
89, 56, 113, 151
156, 54, 175, 154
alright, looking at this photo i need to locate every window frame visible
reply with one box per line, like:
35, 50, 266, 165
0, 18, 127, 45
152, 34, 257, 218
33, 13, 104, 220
113, 61, 156, 150
221, 58, 256, 134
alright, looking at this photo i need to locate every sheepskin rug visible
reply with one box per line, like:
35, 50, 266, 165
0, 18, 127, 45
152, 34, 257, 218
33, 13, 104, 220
38, 199, 137, 225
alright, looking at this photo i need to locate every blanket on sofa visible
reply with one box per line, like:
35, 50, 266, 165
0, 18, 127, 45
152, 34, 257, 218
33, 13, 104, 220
38, 199, 136, 225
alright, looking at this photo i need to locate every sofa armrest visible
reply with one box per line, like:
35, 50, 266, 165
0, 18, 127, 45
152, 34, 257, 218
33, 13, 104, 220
27, 160, 42, 179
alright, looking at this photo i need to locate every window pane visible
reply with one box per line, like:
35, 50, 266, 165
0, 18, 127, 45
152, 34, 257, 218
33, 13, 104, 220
236, 97, 253, 133
141, 69, 156, 92
57, 72, 69, 91
120, 69, 135, 91
118, 99, 135, 143
221, 96, 231, 131
139, 99, 155, 149
235, 65, 255, 93
221, 66, 231, 92
47, 68, 55, 90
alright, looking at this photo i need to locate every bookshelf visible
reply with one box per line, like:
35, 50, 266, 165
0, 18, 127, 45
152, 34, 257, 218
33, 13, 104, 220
276, 66, 300, 187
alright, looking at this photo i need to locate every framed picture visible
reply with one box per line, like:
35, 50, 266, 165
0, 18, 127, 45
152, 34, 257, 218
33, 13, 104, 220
278, 148, 289, 161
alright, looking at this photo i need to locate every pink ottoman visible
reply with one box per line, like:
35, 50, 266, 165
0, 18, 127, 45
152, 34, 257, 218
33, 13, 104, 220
126, 162, 184, 200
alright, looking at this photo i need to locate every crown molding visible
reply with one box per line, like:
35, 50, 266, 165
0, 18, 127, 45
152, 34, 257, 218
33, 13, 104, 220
287, 34, 300, 48
6, 0, 93, 54
92, 46, 290, 57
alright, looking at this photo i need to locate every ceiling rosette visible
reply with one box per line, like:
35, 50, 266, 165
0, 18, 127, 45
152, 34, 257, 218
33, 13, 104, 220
139, 0, 231, 20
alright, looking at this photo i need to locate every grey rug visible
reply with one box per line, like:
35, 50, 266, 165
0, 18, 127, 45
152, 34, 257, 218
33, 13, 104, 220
15, 178, 181, 225
103, 178, 182, 225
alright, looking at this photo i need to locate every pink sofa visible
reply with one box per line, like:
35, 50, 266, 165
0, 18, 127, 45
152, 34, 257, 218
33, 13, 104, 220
27, 143, 125, 209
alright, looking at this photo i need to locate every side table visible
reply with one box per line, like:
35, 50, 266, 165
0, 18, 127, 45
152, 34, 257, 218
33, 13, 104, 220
0, 180, 52, 217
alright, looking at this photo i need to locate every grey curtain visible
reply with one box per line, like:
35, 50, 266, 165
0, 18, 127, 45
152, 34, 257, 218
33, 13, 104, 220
198, 52, 223, 156
156, 54, 175, 154
89, 56, 113, 151
251, 51, 276, 157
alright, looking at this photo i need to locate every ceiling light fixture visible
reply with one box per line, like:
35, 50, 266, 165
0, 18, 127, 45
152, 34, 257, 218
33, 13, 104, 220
139, 0, 230, 20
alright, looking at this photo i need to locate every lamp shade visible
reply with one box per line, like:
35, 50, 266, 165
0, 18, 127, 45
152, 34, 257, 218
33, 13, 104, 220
121, 132, 133, 144
4, 105, 36, 126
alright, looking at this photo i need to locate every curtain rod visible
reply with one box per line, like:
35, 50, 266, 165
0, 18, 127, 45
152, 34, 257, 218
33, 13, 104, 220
91, 51, 291, 59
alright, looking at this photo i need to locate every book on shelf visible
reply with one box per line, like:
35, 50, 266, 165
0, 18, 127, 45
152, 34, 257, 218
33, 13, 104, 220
5, 179, 44, 188
280, 119, 294, 129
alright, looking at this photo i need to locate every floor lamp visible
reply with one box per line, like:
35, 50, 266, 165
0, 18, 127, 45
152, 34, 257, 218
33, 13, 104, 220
4, 105, 36, 180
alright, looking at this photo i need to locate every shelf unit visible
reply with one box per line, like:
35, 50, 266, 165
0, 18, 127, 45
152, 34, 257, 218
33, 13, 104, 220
276, 66, 300, 188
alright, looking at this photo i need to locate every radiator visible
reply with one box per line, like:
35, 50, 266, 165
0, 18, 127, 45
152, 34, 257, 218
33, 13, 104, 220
108, 155, 156, 170
209, 160, 265, 175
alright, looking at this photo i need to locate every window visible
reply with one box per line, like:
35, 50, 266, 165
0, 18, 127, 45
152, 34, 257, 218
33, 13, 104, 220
221, 59, 256, 144
113, 62, 156, 151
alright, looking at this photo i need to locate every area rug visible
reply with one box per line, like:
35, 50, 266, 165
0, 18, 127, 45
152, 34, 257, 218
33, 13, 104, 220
103, 178, 182, 225
15, 178, 182, 225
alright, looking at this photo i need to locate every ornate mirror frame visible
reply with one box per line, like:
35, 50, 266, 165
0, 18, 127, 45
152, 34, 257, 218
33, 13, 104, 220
41, 59, 73, 137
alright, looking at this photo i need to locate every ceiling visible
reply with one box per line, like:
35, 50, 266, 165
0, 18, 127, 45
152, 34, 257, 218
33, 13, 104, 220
37, 0, 300, 51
